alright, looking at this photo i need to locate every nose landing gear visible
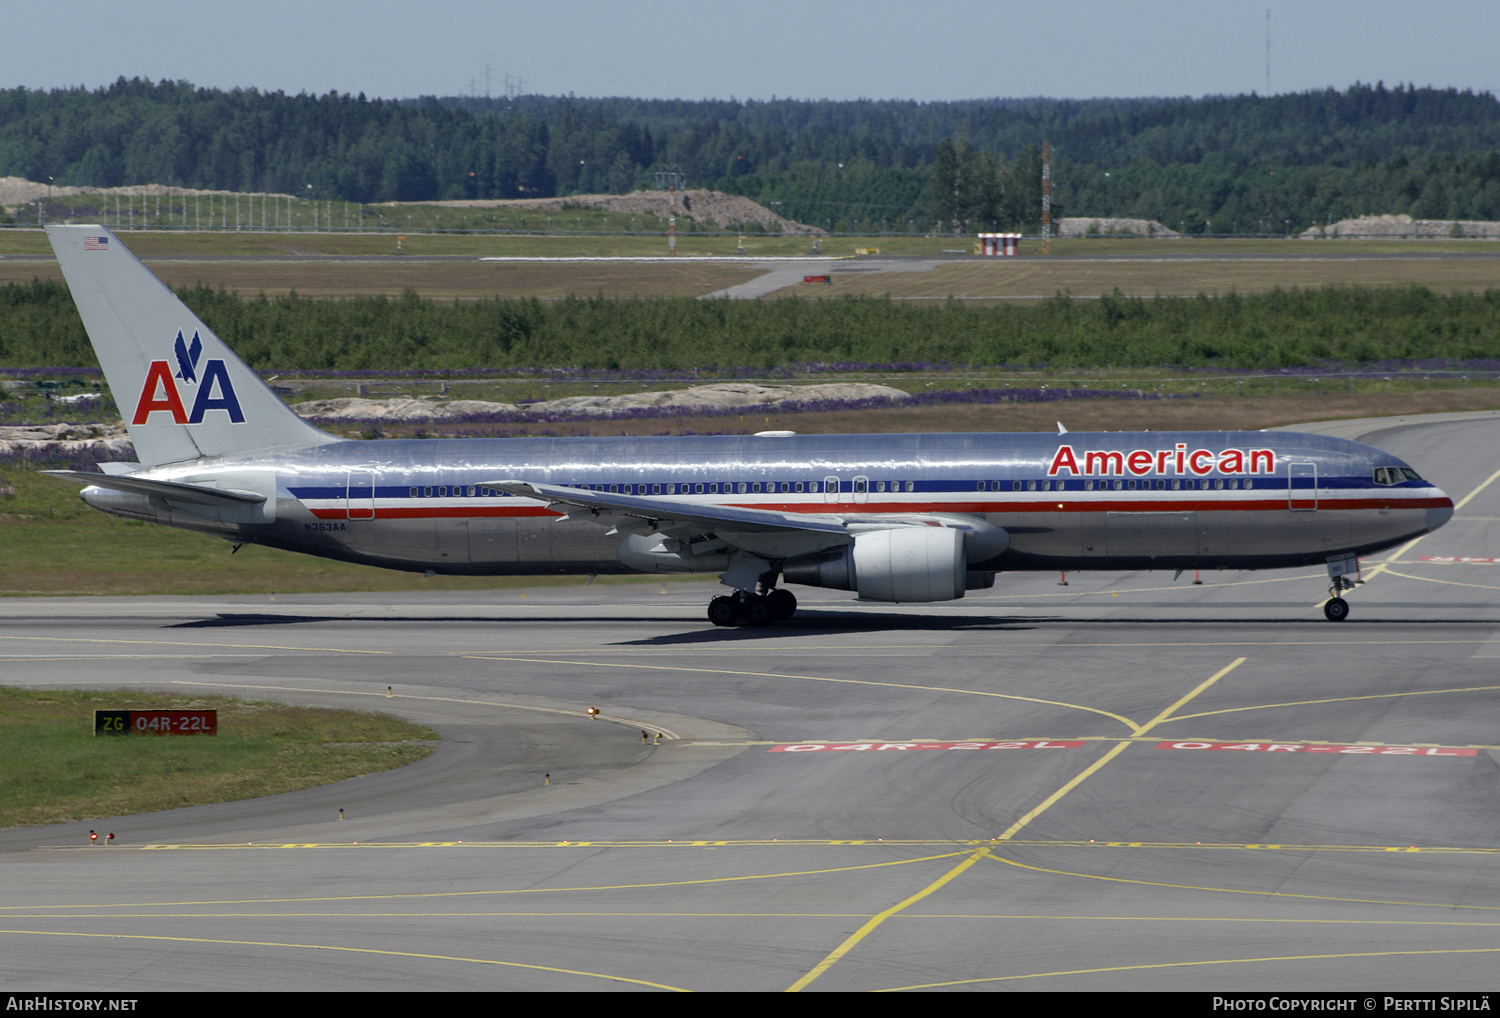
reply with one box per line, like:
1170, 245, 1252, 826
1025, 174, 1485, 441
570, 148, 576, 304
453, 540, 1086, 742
707, 588, 798, 627
1323, 593, 1351, 622
1323, 555, 1359, 621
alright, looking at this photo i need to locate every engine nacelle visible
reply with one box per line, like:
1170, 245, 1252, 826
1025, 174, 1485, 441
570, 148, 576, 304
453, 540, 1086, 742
783, 526, 967, 603
853, 526, 966, 602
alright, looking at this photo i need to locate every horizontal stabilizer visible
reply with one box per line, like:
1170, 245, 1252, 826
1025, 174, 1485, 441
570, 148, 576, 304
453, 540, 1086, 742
42, 470, 267, 506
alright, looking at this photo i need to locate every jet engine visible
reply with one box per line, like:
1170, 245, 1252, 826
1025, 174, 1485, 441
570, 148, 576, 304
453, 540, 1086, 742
783, 526, 967, 603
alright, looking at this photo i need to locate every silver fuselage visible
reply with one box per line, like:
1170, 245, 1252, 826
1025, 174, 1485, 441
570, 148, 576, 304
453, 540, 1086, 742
81, 429, 1453, 578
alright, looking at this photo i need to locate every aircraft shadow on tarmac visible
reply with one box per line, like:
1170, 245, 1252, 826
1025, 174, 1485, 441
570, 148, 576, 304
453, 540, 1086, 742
167, 610, 1496, 638
168, 612, 710, 628
613, 612, 1499, 645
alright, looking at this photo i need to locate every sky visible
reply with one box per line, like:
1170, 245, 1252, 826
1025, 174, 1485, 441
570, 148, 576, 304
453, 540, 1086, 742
9, 0, 1498, 103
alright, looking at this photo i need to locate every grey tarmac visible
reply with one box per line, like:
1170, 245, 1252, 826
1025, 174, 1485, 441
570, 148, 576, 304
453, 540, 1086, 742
1, 412, 1499, 992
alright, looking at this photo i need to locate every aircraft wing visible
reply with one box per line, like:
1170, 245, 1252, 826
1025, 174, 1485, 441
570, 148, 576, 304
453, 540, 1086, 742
488, 480, 852, 536
41, 470, 268, 506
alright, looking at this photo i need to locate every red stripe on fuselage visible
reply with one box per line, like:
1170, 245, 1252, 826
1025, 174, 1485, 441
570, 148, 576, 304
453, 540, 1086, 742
303, 494, 1451, 521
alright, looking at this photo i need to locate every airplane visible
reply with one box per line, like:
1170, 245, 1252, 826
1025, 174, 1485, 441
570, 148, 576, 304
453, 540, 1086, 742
41, 224, 1453, 626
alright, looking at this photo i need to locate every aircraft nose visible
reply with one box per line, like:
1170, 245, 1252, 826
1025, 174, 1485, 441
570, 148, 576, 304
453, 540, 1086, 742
1427, 491, 1454, 532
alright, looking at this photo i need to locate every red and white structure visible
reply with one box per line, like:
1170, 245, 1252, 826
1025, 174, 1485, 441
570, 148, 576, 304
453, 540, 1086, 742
978, 233, 1021, 256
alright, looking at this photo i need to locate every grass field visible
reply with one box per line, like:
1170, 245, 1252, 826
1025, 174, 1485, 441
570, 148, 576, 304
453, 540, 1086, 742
778, 256, 1500, 300
0, 686, 436, 828
5, 226, 1498, 258
4, 249, 1496, 301
3, 230, 1499, 301
0, 257, 764, 299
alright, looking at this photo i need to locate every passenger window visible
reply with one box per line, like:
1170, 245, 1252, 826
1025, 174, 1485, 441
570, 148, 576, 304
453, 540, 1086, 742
905, 481, 914, 492
410, 486, 418, 497
1085, 480, 1095, 491
1027, 480, 1037, 491
795, 482, 805, 493
876, 481, 886, 492
1012, 480, 1022, 491
1245, 479, 1253, 489
782, 482, 791, 493
752, 482, 761, 493
1054, 480, 1064, 491
424, 486, 433, 497
1113, 480, 1123, 491
1126, 480, 1136, 490
666, 483, 676, 494
810, 482, 820, 493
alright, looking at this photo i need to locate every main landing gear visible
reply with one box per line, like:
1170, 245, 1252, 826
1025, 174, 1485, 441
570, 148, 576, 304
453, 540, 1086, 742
708, 588, 797, 627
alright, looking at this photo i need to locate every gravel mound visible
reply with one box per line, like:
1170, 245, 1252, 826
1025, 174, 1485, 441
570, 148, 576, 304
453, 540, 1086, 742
1301, 214, 1500, 239
0, 423, 134, 461
394, 189, 825, 235
0, 175, 295, 207
3, 384, 910, 459
1058, 217, 1179, 238
294, 382, 908, 420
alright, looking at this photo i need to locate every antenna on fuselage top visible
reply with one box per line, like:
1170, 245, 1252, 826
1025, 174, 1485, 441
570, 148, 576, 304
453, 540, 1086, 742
1057, 422, 1068, 435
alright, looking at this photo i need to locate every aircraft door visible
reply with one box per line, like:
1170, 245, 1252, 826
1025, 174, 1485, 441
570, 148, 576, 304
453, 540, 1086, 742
346, 471, 374, 520
1289, 462, 1317, 511
852, 475, 870, 504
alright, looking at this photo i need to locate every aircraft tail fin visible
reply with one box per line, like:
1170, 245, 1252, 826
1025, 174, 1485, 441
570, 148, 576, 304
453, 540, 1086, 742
47, 225, 333, 467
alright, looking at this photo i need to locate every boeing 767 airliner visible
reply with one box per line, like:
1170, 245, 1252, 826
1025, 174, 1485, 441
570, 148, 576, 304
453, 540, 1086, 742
42, 225, 1452, 625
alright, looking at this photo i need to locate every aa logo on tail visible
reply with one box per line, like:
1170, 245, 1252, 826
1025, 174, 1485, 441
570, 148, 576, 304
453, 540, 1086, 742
133, 331, 246, 425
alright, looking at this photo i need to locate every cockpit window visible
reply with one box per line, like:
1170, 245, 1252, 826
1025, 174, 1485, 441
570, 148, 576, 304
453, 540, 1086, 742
1375, 466, 1423, 485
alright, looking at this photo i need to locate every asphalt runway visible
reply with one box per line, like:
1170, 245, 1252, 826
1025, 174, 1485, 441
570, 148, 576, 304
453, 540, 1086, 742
2, 413, 1500, 992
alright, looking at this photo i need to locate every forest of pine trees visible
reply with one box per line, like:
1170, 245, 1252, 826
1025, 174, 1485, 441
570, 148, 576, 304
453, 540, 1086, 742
3, 80, 1500, 233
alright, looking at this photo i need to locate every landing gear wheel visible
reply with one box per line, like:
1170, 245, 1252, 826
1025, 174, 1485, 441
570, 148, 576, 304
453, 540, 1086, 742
744, 597, 772, 625
708, 596, 739, 627
766, 588, 797, 621
1323, 597, 1350, 622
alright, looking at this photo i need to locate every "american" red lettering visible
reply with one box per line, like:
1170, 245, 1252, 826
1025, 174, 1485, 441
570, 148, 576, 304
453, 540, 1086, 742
1048, 444, 1276, 477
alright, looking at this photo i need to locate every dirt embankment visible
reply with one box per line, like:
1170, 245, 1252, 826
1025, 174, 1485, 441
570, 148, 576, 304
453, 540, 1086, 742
1057, 217, 1179, 238
397, 189, 826, 235
1301, 214, 1500, 239
293, 382, 907, 420
0, 176, 296, 208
